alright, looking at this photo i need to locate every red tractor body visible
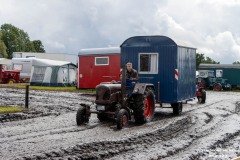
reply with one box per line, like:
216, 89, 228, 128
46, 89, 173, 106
0, 65, 21, 84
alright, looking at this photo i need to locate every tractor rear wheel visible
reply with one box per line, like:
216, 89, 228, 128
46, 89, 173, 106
214, 83, 222, 91
198, 90, 206, 104
8, 79, 15, 84
76, 106, 90, 125
171, 103, 183, 115
133, 89, 155, 124
116, 109, 129, 129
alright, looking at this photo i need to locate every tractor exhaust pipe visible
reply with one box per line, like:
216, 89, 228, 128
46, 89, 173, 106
121, 65, 126, 106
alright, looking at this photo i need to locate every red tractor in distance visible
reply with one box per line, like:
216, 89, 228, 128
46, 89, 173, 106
0, 64, 21, 84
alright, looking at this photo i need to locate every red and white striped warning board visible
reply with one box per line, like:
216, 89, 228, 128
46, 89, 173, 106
174, 69, 178, 80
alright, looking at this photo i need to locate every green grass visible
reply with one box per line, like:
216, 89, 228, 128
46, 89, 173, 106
0, 106, 28, 114
3, 85, 95, 93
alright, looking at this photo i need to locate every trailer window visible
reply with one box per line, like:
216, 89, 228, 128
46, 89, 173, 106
139, 53, 158, 74
95, 57, 109, 66
13, 64, 23, 71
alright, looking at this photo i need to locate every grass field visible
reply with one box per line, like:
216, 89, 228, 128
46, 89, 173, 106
0, 106, 28, 114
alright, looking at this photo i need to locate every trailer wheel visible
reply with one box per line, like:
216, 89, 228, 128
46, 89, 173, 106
76, 106, 90, 125
133, 89, 155, 124
171, 103, 183, 115
214, 83, 222, 91
8, 79, 15, 84
116, 109, 129, 129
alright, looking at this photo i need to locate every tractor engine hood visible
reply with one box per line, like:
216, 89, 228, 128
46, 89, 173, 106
95, 83, 121, 104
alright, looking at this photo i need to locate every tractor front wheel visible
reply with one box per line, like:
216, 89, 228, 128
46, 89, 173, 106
8, 79, 15, 84
116, 109, 129, 129
76, 105, 90, 125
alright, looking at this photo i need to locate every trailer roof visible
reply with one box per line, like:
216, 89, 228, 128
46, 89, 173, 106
199, 64, 240, 69
0, 58, 11, 65
78, 47, 120, 56
120, 35, 196, 49
32, 58, 76, 67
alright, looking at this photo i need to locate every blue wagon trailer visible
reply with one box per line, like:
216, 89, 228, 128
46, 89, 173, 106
121, 35, 201, 114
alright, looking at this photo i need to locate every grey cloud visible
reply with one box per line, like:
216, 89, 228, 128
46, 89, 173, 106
0, 0, 240, 63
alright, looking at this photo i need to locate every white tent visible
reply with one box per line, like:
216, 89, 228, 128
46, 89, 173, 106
30, 59, 77, 86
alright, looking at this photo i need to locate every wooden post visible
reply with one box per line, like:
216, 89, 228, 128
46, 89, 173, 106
25, 85, 29, 108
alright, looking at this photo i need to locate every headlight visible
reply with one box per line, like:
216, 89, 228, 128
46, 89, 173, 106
134, 88, 139, 93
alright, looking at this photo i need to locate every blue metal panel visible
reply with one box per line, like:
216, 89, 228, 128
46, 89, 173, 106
177, 47, 196, 101
120, 36, 196, 103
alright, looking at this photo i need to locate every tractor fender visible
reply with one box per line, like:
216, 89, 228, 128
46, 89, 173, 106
132, 83, 154, 95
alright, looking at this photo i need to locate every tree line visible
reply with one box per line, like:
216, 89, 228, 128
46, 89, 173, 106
0, 24, 45, 58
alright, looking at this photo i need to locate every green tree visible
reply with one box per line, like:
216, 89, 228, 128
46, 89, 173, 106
196, 53, 205, 69
196, 53, 219, 69
233, 61, 240, 64
0, 24, 38, 58
32, 40, 45, 53
0, 31, 8, 58
204, 56, 220, 64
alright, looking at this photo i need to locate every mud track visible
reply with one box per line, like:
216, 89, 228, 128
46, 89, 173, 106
0, 88, 240, 160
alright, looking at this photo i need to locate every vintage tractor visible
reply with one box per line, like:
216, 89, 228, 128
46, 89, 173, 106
196, 81, 206, 104
211, 78, 231, 91
76, 66, 155, 129
198, 70, 231, 91
0, 65, 21, 84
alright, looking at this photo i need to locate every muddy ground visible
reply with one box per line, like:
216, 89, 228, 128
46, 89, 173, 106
0, 88, 240, 160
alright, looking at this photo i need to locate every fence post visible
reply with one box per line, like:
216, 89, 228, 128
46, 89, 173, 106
25, 85, 29, 108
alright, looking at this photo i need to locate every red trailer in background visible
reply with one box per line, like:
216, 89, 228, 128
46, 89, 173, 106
78, 47, 120, 89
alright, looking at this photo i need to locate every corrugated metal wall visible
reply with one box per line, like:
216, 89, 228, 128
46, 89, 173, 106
121, 45, 178, 103
177, 47, 196, 101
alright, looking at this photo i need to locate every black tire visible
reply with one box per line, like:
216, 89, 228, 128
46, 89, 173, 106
225, 84, 231, 91
133, 89, 155, 124
116, 109, 129, 129
97, 113, 107, 122
202, 90, 206, 103
214, 83, 222, 91
171, 103, 183, 115
8, 79, 15, 84
76, 106, 90, 125
198, 90, 206, 104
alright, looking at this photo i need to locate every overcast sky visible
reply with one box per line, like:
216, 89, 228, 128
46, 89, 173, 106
1, 0, 240, 63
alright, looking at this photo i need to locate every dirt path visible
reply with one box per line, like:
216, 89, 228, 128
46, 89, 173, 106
0, 88, 239, 160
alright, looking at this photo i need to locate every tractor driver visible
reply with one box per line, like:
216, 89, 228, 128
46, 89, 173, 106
125, 62, 138, 95
126, 62, 138, 82
111, 62, 138, 87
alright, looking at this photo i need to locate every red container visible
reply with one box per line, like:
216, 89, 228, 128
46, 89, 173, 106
78, 47, 120, 89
